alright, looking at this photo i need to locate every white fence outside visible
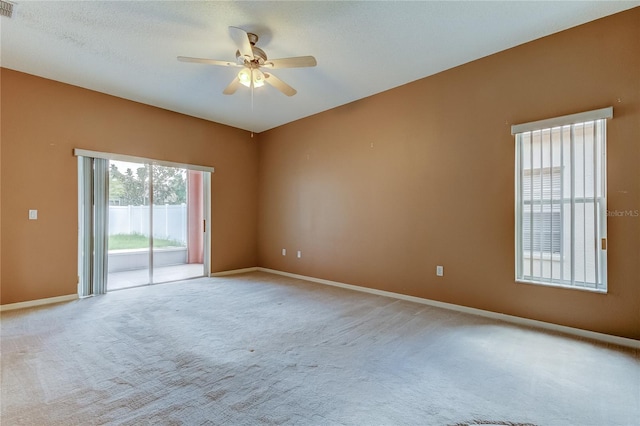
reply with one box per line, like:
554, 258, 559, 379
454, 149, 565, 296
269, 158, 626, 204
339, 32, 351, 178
109, 204, 187, 244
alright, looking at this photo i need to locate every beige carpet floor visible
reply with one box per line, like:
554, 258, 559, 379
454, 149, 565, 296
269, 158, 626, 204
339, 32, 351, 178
1, 272, 638, 425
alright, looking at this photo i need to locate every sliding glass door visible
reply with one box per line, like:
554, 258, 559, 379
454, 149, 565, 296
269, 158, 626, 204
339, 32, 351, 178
77, 149, 212, 297
151, 165, 204, 285
107, 160, 152, 289
106, 161, 205, 290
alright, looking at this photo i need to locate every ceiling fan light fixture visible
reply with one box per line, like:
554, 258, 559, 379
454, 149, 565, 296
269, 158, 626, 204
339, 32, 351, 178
238, 68, 252, 87
252, 69, 265, 88
238, 68, 265, 89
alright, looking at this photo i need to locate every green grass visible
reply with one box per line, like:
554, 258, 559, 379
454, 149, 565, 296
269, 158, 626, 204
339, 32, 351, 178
108, 233, 185, 250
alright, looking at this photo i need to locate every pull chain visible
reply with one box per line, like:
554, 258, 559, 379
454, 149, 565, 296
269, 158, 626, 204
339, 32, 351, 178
251, 68, 254, 112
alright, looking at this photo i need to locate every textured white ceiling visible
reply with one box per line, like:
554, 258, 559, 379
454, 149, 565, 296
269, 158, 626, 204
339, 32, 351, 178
2, 1, 638, 133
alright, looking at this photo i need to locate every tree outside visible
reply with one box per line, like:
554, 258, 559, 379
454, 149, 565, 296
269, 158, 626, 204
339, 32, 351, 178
109, 162, 186, 206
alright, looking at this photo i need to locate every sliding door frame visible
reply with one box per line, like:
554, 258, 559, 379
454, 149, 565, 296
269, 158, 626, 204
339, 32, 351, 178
203, 172, 212, 277
75, 149, 214, 295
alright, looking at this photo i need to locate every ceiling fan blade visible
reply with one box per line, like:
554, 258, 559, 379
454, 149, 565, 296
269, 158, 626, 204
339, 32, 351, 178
177, 56, 241, 67
263, 56, 317, 69
223, 77, 242, 95
229, 26, 254, 61
264, 73, 297, 97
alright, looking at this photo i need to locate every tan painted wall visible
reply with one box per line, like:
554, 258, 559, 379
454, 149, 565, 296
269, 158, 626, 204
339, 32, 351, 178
2, 9, 638, 339
1, 69, 258, 304
258, 9, 640, 339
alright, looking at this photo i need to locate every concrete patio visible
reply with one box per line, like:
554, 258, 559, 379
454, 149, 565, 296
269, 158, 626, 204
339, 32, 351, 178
107, 263, 204, 291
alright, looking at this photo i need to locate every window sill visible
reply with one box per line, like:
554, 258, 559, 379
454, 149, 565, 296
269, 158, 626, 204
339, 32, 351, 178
515, 279, 607, 294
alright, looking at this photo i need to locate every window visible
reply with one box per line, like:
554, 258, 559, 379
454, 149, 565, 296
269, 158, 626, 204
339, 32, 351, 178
522, 167, 562, 254
512, 107, 611, 292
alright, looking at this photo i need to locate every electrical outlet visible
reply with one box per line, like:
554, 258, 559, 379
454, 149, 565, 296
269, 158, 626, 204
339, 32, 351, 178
282, 248, 286, 256
297, 250, 301, 258
436, 265, 444, 277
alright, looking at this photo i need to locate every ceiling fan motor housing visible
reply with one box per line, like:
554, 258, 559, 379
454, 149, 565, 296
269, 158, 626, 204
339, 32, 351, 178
235, 33, 267, 66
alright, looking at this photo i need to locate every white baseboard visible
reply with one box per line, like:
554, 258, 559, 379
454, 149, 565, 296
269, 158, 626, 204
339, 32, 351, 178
258, 268, 640, 349
210, 267, 259, 277
0, 294, 78, 312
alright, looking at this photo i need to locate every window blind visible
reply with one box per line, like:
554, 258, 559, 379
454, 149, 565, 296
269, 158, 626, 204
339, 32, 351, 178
514, 107, 610, 291
77, 156, 109, 296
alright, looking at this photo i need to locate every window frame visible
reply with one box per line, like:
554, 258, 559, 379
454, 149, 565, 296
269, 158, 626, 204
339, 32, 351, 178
512, 107, 611, 293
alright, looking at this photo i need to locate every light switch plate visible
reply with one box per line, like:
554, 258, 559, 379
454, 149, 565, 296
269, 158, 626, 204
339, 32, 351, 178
29, 210, 38, 220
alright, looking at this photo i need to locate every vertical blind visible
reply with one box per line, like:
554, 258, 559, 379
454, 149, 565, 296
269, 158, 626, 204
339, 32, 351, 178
78, 156, 109, 297
512, 107, 610, 291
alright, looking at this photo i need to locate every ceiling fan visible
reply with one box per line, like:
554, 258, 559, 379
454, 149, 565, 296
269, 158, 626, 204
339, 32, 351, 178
178, 26, 317, 97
